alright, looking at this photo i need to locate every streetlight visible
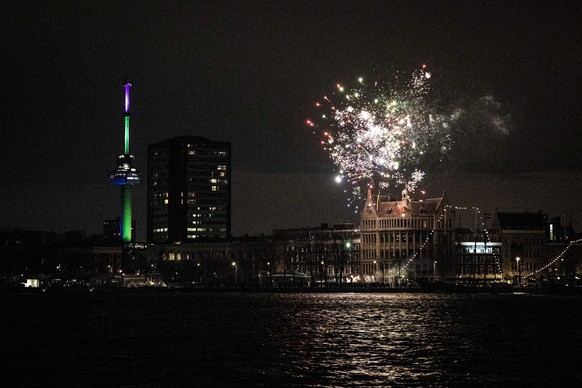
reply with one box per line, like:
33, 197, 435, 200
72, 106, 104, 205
434, 260, 437, 283
516, 257, 521, 287
232, 261, 237, 287
373, 260, 377, 282
345, 242, 353, 283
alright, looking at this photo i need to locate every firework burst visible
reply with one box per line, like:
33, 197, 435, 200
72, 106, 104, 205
308, 65, 454, 210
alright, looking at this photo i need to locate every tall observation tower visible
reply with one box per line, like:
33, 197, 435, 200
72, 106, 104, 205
109, 82, 140, 243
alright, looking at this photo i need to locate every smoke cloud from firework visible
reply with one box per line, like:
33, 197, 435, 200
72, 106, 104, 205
307, 65, 511, 212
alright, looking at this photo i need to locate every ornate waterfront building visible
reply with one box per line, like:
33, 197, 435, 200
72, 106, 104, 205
359, 189, 454, 285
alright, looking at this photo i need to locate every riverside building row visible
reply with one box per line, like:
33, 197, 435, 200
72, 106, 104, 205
141, 136, 580, 287
5, 205, 578, 288
4, 134, 581, 287
112, 185, 582, 287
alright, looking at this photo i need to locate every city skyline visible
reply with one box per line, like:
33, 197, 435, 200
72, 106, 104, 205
3, 1, 582, 240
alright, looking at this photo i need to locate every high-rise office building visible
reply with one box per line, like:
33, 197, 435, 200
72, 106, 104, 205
147, 136, 231, 243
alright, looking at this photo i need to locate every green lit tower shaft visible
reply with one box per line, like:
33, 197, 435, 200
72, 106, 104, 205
109, 82, 140, 243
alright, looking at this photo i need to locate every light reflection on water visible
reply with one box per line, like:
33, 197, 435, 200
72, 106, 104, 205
2, 292, 582, 386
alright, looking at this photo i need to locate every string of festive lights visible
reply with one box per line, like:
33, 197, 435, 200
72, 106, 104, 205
401, 208, 448, 271
524, 238, 582, 279
400, 204, 503, 279
471, 206, 503, 277
484, 226, 503, 276
404, 203, 578, 281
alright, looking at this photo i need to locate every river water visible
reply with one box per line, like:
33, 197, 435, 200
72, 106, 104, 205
2, 291, 581, 387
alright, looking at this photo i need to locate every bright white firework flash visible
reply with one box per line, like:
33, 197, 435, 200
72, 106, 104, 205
308, 66, 454, 211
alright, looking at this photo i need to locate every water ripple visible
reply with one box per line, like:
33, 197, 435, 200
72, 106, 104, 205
2, 292, 582, 386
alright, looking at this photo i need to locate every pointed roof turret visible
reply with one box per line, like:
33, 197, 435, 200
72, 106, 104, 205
361, 186, 378, 219
365, 187, 374, 208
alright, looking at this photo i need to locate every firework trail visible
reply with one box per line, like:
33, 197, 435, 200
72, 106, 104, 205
308, 65, 456, 210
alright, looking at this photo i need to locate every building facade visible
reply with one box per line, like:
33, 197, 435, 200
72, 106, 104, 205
147, 136, 231, 243
491, 211, 550, 285
148, 236, 267, 287
453, 228, 502, 284
273, 223, 360, 285
360, 189, 454, 285
147, 223, 359, 288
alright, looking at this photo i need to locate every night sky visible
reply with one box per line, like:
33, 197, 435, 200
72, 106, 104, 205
3, 1, 582, 240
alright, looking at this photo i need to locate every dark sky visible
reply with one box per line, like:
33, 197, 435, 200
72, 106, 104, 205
2, 1, 582, 239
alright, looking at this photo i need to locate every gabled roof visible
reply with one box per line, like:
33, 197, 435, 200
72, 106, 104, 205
361, 189, 447, 218
377, 197, 441, 217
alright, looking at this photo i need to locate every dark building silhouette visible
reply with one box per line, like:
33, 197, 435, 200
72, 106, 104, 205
491, 211, 549, 285
147, 223, 359, 288
103, 217, 136, 243
147, 136, 231, 243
